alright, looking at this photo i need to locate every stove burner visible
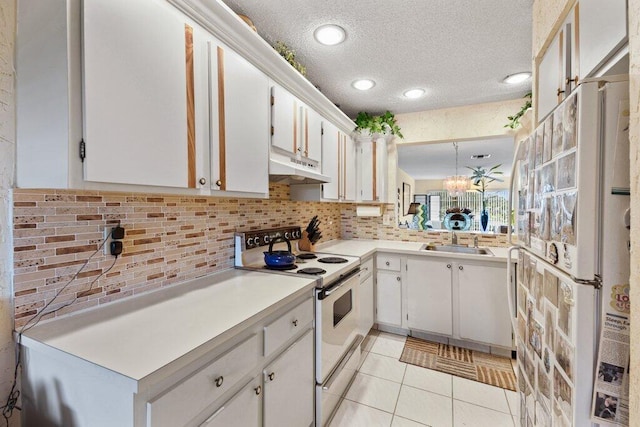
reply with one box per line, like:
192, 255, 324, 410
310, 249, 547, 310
297, 268, 326, 275
317, 257, 348, 264
263, 264, 298, 271
297, 253, 318, 260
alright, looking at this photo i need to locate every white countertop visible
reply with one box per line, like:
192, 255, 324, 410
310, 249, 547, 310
22, 269, 317, 381
315, 239, 513, 262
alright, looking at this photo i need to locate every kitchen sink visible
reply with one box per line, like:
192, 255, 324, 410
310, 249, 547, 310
421, 244, 494, 256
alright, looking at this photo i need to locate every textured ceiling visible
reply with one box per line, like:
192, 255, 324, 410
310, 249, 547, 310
220, 0, 533, 118
398, 137, 514, 180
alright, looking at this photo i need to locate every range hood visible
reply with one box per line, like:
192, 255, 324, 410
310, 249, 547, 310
269, 158, 331, 185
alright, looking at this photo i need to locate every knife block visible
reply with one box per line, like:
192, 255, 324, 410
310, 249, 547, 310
298, 231, 315, 252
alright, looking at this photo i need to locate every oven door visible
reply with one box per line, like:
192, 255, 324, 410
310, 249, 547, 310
316, 269, 360, 384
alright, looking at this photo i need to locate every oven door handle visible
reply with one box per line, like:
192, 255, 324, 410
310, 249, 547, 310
318, 268, 360, 300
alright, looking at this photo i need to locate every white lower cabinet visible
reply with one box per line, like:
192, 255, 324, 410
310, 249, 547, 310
406, 258, 453, 336
263, 329, 314, 427
199, 377, 261, 427
458, 263, 512, 348
404, 256, 512, 349
375, 252, 403, 328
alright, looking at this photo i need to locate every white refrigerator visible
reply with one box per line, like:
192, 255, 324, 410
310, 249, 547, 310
508, 78, 631, 427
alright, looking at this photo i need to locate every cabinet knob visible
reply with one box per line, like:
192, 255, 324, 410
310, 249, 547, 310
385, 261, 390, 266
268, 372, 275, 381
566, 76, 578, 85
292, 319, 298, 327
557, 88, 565, 97
459, 265, 464, 271
215, 180, 222, 187
214, 376, 224, 387
446, 264, 452, 269
199, 177, 207, 185
397, 276, 401, 282
254, 385, 262, 395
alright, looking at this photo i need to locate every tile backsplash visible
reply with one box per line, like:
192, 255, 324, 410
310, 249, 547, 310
12, 186, 510, 327
12, 184, 342, 327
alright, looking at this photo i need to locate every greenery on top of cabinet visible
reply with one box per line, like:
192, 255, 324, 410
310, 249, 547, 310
504, 92, 532, 129
354, 111, 403, 138
274, 41, 306, 76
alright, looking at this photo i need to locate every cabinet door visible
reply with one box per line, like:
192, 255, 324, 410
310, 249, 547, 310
537, 31, 562, 121
83, 0, 196, 188
264, 329, 314, 427
376, 271, 402, 326
406, 258, 453, 335
271, 85, 298, 155
210, 44, 269, 194
359, 143, 375, 201
199, 378, 261, 427
303, 106, 323, 163
343, 134, 357, 201
321, 122, 340, 200
359, 274, 375, 336
579, 0, 627, 78
458, 263, 512, 347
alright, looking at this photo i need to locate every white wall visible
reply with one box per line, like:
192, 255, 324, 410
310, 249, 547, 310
0, 0, 17, 425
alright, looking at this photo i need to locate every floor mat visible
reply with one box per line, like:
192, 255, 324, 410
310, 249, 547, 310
399, 336, 516, 391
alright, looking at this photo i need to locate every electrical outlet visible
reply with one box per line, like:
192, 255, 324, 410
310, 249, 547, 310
103, 227, 114, 255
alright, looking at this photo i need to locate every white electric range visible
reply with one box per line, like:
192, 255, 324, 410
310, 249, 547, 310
234, 227, 363, 426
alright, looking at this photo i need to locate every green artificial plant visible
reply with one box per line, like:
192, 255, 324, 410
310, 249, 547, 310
274, 41, 306, 76
505, 92, 532, 129
354, 111, 403, 138
467, 164, 504, 210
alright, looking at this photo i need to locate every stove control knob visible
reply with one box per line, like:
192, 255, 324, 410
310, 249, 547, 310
264, 236, 270, 244
284, 232, 290, 239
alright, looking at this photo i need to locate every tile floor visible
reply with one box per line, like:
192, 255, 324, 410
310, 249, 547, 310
329, 331, 519, 427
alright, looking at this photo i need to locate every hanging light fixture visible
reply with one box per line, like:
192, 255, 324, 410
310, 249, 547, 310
443, 142, 470, 198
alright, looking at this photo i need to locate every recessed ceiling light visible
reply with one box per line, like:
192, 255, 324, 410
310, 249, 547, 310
352, 79, 376, 91
314, 24, 346, 46
503, 72, 532, 84
403, 88, 425, 99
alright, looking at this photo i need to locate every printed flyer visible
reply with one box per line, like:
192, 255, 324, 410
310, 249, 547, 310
591, 284, 630, 426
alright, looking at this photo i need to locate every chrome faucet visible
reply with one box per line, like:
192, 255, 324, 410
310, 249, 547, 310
473, 235, 479, 248
451, 231, 458, 245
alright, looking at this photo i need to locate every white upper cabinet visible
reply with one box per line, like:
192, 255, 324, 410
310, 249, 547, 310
209, 42, 269, 194
271, 84, 323, 166
319, 121, 340, 200
82, 0, 200, 188
15, 0, 355, 194
302, 105, 323, 164
342, 133, 357, 202
358, 138, 389, 203
537, 8, 578, 122
270, 84, 299, 155
579, 0, 627, 78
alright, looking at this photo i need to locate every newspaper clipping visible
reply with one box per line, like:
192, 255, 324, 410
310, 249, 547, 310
591, 284, 630, 426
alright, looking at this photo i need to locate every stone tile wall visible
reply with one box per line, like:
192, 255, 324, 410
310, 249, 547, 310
12, 184, 343, 328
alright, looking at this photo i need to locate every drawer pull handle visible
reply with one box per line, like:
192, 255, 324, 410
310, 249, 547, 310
385, 261, 390, 266
396, 276, 401, 282
459, 265, 464, 271
447, 264, 451, 269
214, 376, 224, 387
254, 385, 262, 395
268, 372, 275, 381
292, 319, 298, 327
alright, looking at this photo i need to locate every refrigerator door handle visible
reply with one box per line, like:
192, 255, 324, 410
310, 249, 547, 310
506, 246, 519, 335
507, 142, 520, 246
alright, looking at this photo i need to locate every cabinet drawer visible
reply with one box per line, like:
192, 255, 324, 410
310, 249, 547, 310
360, 257, 374, 280
376, 254, 401, 271
264, 298, 313, 356
147, 334, 259, 427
